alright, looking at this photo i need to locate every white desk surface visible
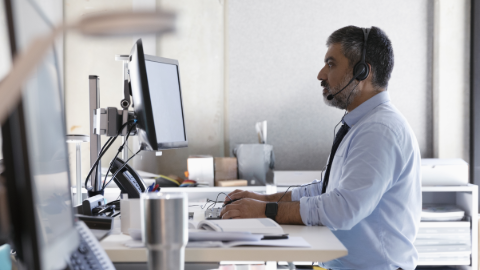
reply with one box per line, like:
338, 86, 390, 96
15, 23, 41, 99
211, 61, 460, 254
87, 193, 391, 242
101, 225, 346, 262
100, 201, 348, 263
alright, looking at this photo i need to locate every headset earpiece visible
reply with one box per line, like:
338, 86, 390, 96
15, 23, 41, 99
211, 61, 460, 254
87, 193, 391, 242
353, 62, 368, 81
353, 28, 370, 81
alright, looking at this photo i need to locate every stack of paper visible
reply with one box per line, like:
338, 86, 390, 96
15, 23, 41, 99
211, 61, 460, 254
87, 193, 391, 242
421, 204, 465, 221
415, 221, 471, 265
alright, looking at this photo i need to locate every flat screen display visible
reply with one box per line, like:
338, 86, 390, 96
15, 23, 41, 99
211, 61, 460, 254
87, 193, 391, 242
22, 52, 73, 247
144, 60, 186, 144
11, 0, 74, 250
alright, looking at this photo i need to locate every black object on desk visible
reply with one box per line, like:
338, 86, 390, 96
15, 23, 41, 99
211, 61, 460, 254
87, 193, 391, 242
75, 214, 113, 240
261, 234, 289, 240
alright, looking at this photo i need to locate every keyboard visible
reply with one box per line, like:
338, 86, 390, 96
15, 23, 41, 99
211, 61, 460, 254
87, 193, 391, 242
68, 221, 115, 270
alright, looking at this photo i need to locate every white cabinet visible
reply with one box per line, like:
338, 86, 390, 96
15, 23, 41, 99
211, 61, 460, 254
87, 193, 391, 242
420, 185, 478, 269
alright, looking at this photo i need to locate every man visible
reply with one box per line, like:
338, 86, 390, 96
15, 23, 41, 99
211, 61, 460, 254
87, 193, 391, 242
220, 26, 422, 270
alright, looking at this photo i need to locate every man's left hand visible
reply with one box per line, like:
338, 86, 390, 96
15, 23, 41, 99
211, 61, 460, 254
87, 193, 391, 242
220, 198, 267, 219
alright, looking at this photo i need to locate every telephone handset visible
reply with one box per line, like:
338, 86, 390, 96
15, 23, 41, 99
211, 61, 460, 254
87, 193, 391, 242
109, 157, 147, 198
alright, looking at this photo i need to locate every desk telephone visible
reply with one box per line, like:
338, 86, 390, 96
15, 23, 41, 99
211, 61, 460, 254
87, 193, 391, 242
67, 221, 115, 270
110, 157, 147, 198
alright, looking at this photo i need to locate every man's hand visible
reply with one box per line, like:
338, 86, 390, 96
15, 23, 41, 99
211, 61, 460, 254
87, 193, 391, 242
224, 189, 269, 204
220, 198, 267, 219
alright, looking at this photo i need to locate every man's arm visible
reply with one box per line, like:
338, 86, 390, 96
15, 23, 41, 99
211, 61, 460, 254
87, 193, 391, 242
224, 178, 325, 203
276, 201, 303, 224
220, 198, 304, 225
224, 189, 292, 203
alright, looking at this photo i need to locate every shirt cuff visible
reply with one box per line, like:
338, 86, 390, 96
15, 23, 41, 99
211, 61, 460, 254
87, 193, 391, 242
299, 196, 323, 226
291, 187, 301, 201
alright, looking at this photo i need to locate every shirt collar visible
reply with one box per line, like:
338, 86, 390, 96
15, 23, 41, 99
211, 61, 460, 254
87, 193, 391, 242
343, 91, 390, 127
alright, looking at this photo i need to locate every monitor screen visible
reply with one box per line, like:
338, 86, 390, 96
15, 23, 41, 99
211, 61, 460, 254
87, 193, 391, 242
144, 60, 186, 144
22, 50, 74, 249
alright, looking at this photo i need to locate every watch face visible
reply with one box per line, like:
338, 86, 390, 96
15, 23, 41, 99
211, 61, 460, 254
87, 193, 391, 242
266, 203, 278, 216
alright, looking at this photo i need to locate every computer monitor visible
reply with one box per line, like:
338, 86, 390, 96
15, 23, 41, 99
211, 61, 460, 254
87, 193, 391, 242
2, 0, 79, 269
129, 39, 188, 151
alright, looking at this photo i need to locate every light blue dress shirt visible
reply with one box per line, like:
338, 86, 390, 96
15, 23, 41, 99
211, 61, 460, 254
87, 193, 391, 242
291, 91, 422, 270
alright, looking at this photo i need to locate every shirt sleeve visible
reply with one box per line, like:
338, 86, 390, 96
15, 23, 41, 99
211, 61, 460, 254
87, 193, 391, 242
291, 179, 323, 201
299, 122, 404, 230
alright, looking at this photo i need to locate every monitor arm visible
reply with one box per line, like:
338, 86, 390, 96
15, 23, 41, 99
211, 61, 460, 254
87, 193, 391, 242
88, 55, 136, 195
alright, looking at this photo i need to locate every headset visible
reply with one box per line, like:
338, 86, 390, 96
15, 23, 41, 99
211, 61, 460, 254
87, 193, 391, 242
327, 28, 371, 101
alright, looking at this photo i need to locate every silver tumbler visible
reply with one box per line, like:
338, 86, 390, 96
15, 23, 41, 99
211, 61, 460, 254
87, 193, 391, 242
141, 192, 188, 270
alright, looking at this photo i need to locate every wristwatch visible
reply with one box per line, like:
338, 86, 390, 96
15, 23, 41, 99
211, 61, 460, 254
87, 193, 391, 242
265, 202, 278, 220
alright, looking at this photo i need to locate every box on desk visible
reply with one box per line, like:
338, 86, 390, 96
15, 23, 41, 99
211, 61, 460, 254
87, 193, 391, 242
214, 157, 238, 186
188, 155, 214, 186
216, 179, 248, 187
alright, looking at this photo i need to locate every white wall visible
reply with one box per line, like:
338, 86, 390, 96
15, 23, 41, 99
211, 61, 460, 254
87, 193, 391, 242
433, 0, 471, 162
226, 0, 434, 170
133, 0, 225, 177
65, 0, 225, 181
65, 0, 138, 184
63, 0, 471, 183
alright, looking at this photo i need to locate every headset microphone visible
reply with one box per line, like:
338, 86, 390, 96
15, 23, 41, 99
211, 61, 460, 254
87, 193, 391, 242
326, 66, 365, 101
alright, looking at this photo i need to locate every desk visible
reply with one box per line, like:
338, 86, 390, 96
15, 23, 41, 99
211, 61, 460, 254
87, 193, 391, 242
100, 198, 348, 266
101, 225, 346, 263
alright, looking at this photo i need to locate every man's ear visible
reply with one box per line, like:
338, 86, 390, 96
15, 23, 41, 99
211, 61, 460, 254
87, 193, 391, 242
366, 63, 373, 82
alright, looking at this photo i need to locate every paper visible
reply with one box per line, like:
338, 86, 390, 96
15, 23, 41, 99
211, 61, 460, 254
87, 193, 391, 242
186, 237, 310, 248
193, 218, 284, 235
127, 227, 263, 242
255, 121, 267, 144
125, 236, 311, 249
189, 230, 263, 242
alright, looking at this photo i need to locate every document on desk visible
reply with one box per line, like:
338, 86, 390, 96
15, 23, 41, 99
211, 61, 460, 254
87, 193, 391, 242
125, 237, 310, 248
186, 237, 310, 248
190, 218, 284, 235
127, 228, 263, 242
189, 230, 263, 242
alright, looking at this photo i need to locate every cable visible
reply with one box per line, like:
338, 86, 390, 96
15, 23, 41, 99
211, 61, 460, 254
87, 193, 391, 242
102, 148, 142, 189
93, 119, 136, 187
84, 120, 136, 190
84, 135, 118, 190
102, 122, 137, 189
200, 192, 233, 209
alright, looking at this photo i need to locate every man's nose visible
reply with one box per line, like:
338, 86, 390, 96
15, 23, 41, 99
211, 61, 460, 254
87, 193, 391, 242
317, 66, 327, 81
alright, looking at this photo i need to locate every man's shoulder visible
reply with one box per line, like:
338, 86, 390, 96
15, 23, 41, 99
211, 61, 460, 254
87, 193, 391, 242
355, 102, 411, 136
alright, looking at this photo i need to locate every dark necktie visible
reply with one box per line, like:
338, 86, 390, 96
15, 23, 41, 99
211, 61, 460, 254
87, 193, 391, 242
321, 123, 350, 194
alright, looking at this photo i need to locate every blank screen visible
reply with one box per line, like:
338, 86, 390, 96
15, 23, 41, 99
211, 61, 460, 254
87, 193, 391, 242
145, 60, 186, 144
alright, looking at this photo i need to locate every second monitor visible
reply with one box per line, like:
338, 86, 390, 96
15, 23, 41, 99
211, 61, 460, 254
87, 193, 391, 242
129, 39, 188, 151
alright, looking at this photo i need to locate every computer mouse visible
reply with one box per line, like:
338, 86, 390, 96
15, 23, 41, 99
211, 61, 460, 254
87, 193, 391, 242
223, 198, 241, 207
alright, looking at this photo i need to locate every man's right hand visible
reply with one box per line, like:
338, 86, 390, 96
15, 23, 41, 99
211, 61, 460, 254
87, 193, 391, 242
224, 189, 270, 204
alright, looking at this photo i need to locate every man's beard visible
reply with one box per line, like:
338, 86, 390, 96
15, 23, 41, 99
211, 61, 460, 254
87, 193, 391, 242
321, 73, 360, 110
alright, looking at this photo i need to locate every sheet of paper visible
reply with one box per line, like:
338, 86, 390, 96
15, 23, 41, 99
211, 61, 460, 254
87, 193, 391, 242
189, 231, 263, 242
197, 218, 284, 234
186, 237, 311, 248
125, 237, 310, 249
